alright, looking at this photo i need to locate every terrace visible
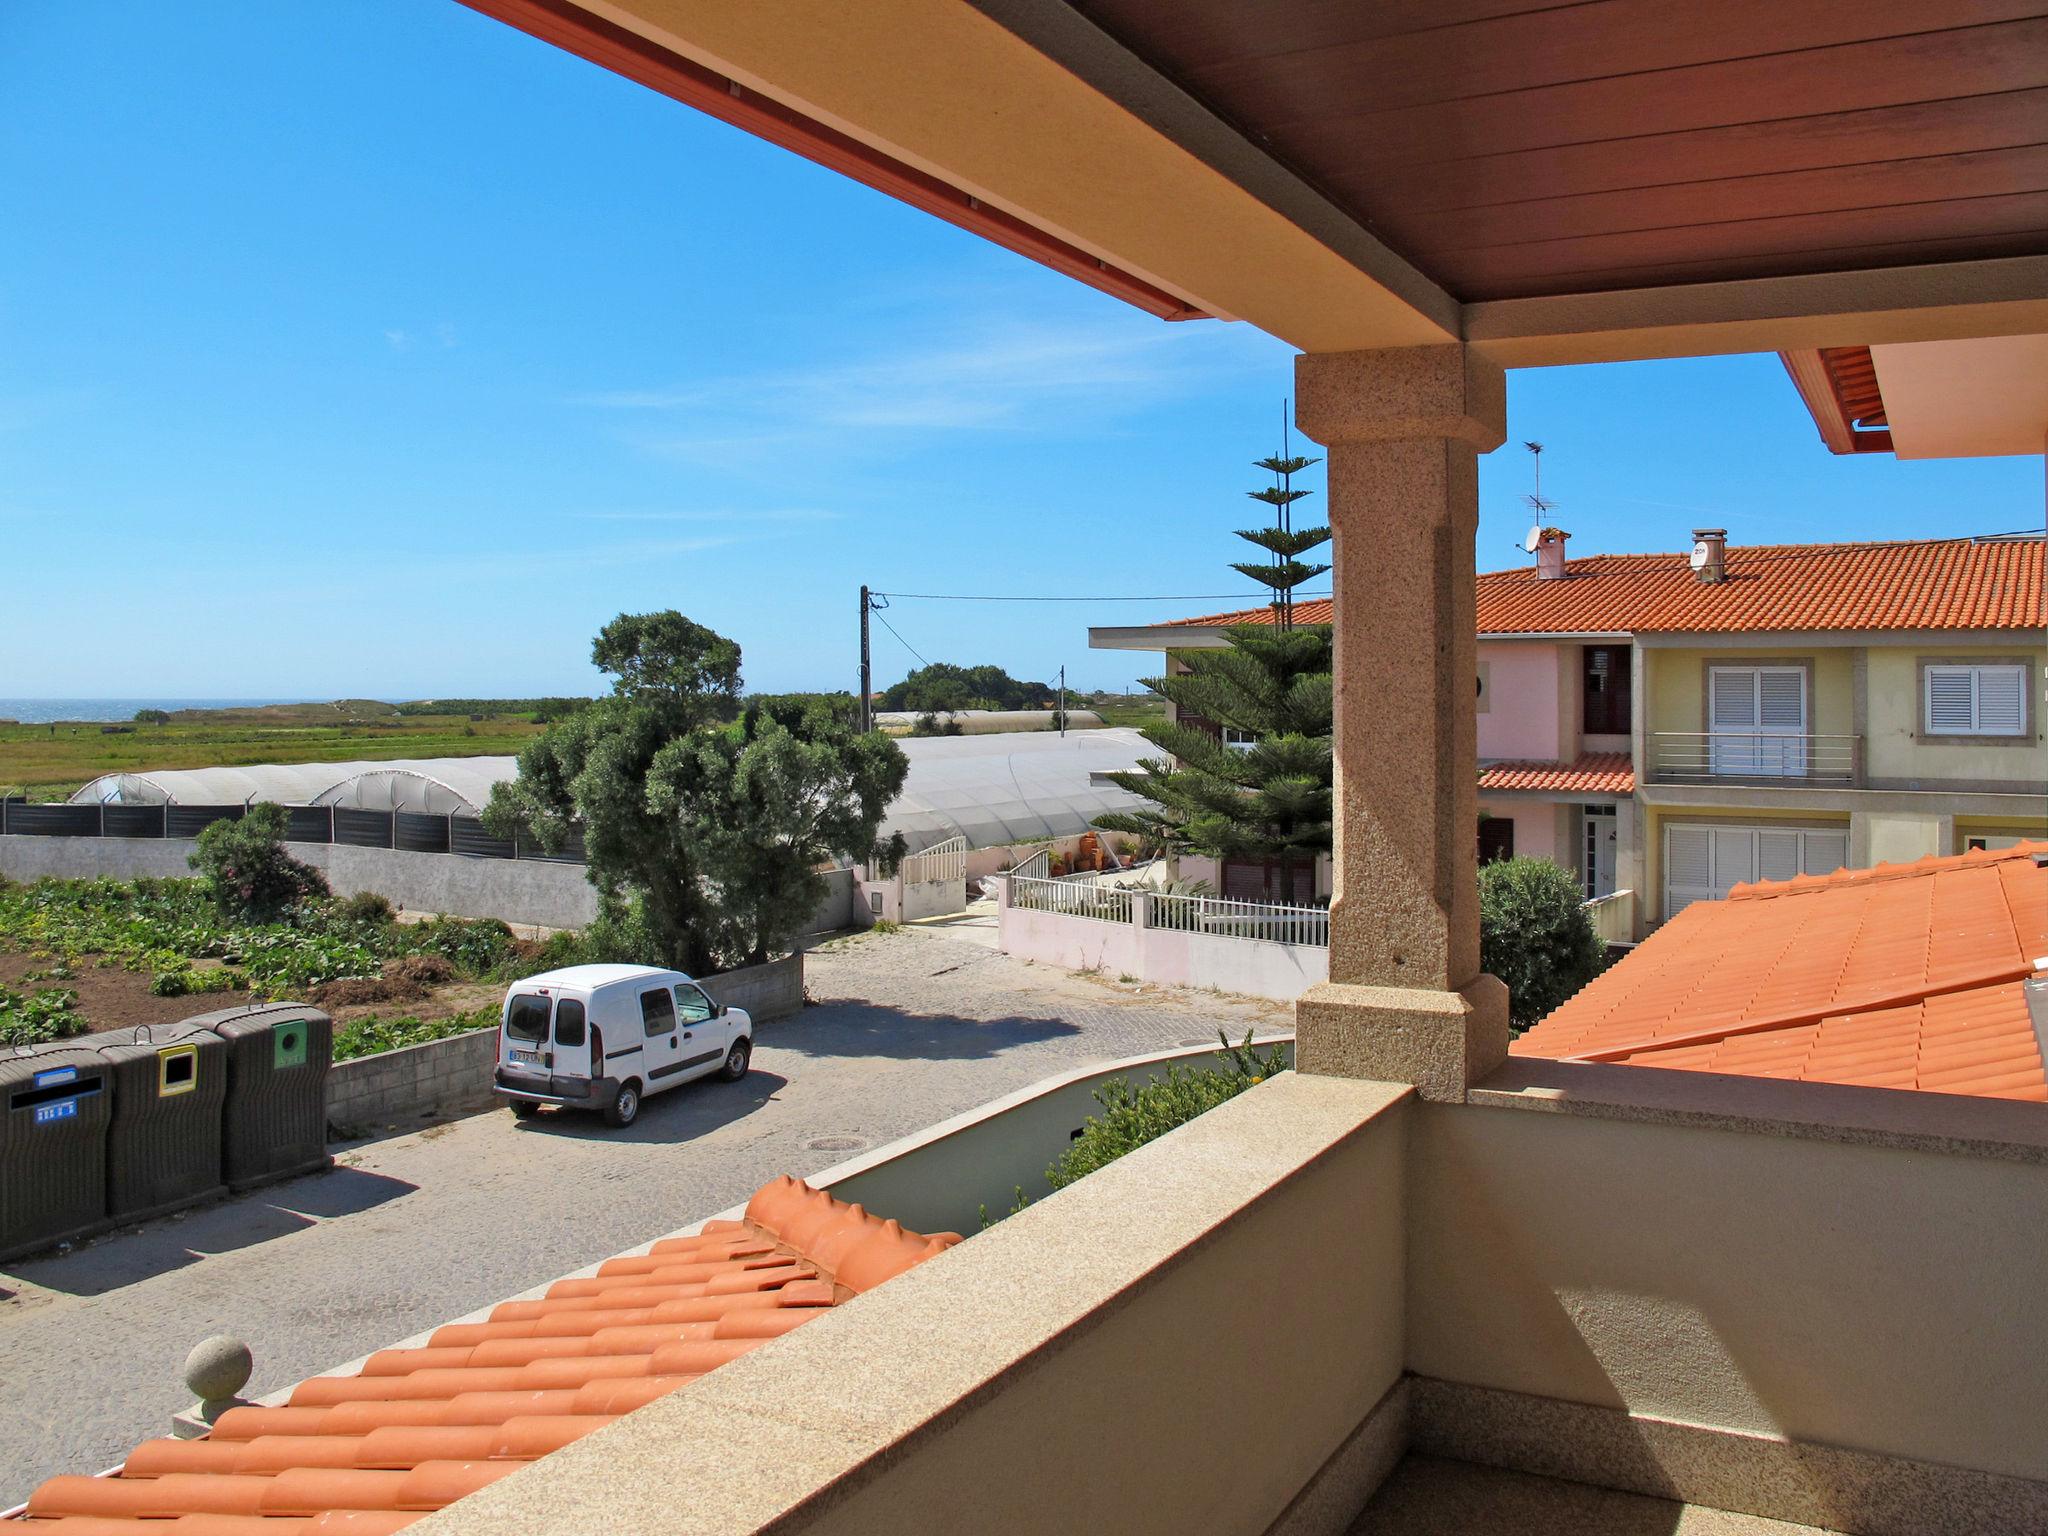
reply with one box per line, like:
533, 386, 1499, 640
24, 2, 2047, 1531
436, 4, 2048, 1530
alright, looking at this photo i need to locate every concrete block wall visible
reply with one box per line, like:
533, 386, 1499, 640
699, 953, 803, 1024
2, 835, 853, 937
325, 1027, 499, 1132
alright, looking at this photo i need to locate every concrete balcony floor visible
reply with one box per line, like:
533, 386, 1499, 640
1352, 1456, 1847, 1535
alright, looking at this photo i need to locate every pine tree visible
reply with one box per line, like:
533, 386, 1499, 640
1093, 625, 1332, 902
1233, 444, 1327, 631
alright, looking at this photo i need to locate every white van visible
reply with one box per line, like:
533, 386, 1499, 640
492, 964, 753, 1128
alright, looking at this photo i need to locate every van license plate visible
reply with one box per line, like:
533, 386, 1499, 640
510, 1049, 541, 1067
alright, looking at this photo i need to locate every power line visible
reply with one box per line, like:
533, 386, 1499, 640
873, 590, 1332, 604
870, 607, 932, 668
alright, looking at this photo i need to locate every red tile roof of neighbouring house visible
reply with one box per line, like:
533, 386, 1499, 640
8, 1178, 958, 1533
1478, 753, 1634, 796
1161, 536, 2044, 638
1514, 843, 2048, 1103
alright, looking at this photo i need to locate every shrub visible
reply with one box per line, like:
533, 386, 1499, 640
404, 915, 515, 975
1478, 856, 1605, 1033
335, 890, 395, 925
150, 965, 243, 998
1046, 1033, 1287, 1191
190, 803, 328, 923
0, 983, 82, 1046
332, 1005, 496, 1063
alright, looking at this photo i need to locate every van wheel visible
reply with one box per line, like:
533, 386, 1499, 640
510, 1099, 542, 1121
721, 1038, 751, 1082
604, 1082, 641, 1128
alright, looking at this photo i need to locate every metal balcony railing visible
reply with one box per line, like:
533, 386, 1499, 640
1647, 732, 1860, 787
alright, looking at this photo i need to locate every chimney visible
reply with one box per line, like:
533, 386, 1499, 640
1535, 527, 1569, 581
1691, 527, 1728, 584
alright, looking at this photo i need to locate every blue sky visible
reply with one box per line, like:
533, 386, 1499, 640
2, 3, 2039, 702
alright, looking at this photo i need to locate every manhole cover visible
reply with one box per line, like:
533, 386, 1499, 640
803, 1135, 870, 1153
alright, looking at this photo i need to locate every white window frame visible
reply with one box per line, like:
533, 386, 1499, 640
1921, 662, 2028, 738
1706, 663, 1809, 778
1221, 727, 1258, 753
1662, 821, 1848, 920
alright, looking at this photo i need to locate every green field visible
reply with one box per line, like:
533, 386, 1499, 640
1084, 694, 1167, 730
0, 700, 562, 801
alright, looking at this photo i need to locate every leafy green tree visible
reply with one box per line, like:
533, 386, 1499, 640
485, 613, 907, 974
879, 662, 1051, 713
1093, 625, 1332, 900
189, 802, 330, 922
1478, 857, 1605, 1032
1235, 450, 1328, 631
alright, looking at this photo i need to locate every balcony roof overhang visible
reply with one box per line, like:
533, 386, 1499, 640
463, 0, 2048, 373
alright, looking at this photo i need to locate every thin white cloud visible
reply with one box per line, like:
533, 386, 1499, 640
574, 508, 841, 524
384, 329, 413, 352
574, 316, 1265, 440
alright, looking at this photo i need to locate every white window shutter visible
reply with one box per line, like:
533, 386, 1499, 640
1926, 666, 1976, 732
1710, 828, 1755, 895
1801, 833, 1848, 877
1756, 830, 1801, 883
1757, 668, 1805, 729
1709, 668, 1755, 729
1665, 827, 1714, 916
1976, 666, 2025, 735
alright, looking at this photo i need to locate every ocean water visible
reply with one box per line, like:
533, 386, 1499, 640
0, 699, 304, 724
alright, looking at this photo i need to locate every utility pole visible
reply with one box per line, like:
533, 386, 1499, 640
858, 585, 872, 733
1057, 664, 1066, 737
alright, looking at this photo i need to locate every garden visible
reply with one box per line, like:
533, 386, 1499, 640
0, 805, 554, 1061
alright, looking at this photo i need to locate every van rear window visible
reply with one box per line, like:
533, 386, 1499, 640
505, 995, 551, 1042
554, 998, 586, 1048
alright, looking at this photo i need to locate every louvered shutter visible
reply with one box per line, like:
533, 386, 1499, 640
1757, 668, 1805, 728
1800, 832, 1848, 877
1756, 831, 1801, 883
1709, 668, 1756, 729
1976, 666, 2025, 735
1664, 826, 1715, 916
1925, 666, 1976, 732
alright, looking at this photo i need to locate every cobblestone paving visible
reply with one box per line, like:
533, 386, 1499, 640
0, 928, 1287, 1506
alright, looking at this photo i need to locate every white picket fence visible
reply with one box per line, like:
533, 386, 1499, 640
1149, 889, 1331, 948
1009, 873, 1135, 923
901, 834, 967, 886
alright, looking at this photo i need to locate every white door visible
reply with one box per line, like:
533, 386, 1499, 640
672, 982, 728, 1081
1664, 824, 1847, 917
637, 984, 685, 1093
1708, 666, 1808, 778
1582, 806, 1618, 900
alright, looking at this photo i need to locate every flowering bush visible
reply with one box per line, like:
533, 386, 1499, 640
189, 803, 328, 923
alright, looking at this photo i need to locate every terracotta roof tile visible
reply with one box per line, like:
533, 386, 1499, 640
1514, 842, 2048, 1102
9, 1178, 958, 1533
1478, 753, 1634, 795
1163, 536, 2044, 637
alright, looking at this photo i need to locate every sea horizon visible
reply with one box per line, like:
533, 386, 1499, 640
0, 698, 310, 724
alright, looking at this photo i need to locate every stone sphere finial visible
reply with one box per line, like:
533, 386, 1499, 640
184, 1335, 252, 1404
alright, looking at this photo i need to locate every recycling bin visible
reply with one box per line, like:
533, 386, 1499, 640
0, 1044, 114, 1262
93, 1020, 230, 1222
189, 1004, 334, 1192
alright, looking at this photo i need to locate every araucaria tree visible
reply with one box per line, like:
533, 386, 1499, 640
485, 612, 908, 974
1093, 625, 1332, 903
1235, 445, 1328, 631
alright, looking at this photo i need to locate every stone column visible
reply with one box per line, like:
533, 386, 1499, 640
1292, 346, 1510, 1101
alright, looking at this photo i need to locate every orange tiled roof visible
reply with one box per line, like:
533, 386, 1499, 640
1514, 843, 2048, 1102
1478, 753, 1633, 796
1162, 536, 2044, 637
10, 1178, 957, 1533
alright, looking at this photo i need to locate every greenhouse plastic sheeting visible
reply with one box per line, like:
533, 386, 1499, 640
880, 728, 1151, 854
66, 730, 1153, 855
69, 758, 520, 817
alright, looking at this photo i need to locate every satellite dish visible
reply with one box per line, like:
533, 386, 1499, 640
1523, 525, 1544, 554
1689, 542, 1711, 570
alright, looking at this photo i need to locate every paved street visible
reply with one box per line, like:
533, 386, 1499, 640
0, 927, 1284, 1506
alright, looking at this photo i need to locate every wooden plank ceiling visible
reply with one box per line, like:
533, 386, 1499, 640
1066, 0, 2048, 300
